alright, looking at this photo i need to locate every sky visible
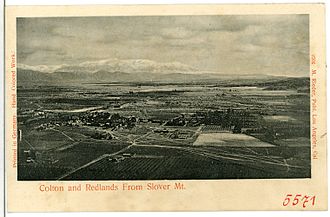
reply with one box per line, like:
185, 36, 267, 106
17, 15, 309, 76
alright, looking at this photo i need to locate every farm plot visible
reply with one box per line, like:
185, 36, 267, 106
62, 156, 177, 180
193, 132, 275, 147
20, 129, 73, 151
53, 141, 128, 168
62, 152, 285, 180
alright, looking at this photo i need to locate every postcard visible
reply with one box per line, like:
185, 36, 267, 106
5, 4, 327, 211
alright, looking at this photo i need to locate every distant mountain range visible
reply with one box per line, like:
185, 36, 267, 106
18, 59, 197, 74
17, 58, 282, 84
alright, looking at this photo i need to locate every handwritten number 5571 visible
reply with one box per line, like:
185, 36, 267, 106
283, 194, 316, 208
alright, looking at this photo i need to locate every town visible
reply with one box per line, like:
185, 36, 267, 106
17, 78, 311, 180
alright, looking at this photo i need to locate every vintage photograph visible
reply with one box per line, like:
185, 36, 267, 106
16, 15, 311, 181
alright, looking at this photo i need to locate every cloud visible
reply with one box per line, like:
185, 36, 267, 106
17, 15, 309, 76
160, 27, 196, 39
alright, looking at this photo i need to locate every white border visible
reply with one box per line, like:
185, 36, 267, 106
1, 1, 5, 217
2, 0, 329, 217
3, 0, 329, 5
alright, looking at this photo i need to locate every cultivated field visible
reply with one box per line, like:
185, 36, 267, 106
193, 133, 275, 147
